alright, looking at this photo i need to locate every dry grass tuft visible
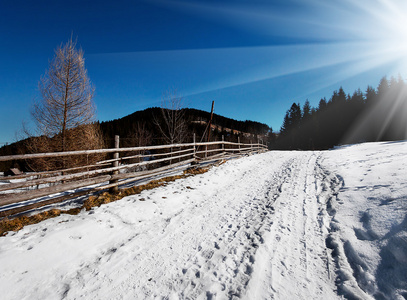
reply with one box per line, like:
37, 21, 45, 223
79, 173, 191, 211
0, 166, 210, 237
62, 207, 82, 215
0, 209, 61, 236
184, 167, 210, 175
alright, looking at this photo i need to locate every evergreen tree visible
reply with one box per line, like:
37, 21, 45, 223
347, 88, 365, 130
302, 100, 311, 120
318, 98, 327, 111
279, 103, 302, 149
300, 100, 313, 149
382, 76, 407, 140
365, 85, 377, 106
272, 76, 407, 150
377, 77, 389, 100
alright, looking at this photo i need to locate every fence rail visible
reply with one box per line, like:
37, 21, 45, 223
0, 136, 267, 218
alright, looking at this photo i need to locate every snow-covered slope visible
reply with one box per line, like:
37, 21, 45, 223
322, 141, 407, 299
0, 141, 406, 299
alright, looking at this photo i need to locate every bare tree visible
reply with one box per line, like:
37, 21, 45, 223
26, 38, 104, 171
124, 121, 153, 148
154, 90, 188, 145
118, 121, 154, 170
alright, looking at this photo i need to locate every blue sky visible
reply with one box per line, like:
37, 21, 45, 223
1, 0, 407, 144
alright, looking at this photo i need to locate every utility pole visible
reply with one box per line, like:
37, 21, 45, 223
207, 101, 215, 142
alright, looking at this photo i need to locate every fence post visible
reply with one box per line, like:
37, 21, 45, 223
222, 135, 224, 154
238, 136, 241, 155
251, 140, 253, 154
109, 135, 120, 193
193, 133, 196, 161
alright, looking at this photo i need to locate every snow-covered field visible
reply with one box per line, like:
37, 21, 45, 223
0, 141, 406, 299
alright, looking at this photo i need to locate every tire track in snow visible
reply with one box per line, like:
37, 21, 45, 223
178, 157, 295, 299
245, 152, 339, 299
54, 152, 301, 299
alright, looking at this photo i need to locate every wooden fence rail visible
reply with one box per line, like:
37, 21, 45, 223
0, 136, 267, 217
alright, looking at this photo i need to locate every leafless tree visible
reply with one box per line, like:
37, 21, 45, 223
154, 90, 188, 145
124, 121, 153, 148
26, 38, 104, 171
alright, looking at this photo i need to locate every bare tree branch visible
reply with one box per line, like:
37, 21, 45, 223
154, 90, 188, 145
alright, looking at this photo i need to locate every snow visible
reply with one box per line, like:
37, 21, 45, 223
322, 141, 407, 299
0, 141, 406, 299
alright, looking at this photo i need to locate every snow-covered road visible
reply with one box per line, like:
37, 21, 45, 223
1, 142, 406, 299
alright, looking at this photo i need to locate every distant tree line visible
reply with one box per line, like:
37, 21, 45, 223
272, 76, 407, 150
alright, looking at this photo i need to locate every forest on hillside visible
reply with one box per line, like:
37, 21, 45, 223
99, 107, 270, 147
271, 76, 407, 150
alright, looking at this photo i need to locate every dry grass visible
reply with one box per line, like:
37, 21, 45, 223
0, 166, 210, 237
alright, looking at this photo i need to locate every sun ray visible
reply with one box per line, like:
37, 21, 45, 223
94, 0, 407, 133
91, 34, 406, 107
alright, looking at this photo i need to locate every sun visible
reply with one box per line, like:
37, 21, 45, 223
339, 0, 407, 142
364, 0, 407, 63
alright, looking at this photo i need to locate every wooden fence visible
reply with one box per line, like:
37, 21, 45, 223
0, 136, 267, 218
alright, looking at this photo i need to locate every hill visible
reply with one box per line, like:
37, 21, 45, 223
0, 107, 271, 172
99, 107, 271, 146
0, 137, 37, 172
